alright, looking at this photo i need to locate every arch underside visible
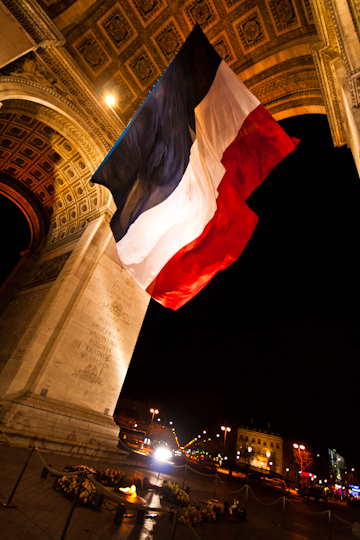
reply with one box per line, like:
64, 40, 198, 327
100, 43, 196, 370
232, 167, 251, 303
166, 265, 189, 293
0, 0, 331, 257
0, 98, 113, 251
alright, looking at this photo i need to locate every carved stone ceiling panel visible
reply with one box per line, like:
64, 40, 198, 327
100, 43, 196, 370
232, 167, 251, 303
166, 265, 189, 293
38, 0, 323, 123
0, 104, 99, 246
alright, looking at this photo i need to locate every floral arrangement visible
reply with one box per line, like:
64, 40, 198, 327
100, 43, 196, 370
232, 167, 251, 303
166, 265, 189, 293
179, 500, 218, 527
96, 468, 127, 487
63, 464, 97, 474
179, 504, 202, 526
160, 481, 190, 506
201, 500, 217, 523
53, 476, 97, 508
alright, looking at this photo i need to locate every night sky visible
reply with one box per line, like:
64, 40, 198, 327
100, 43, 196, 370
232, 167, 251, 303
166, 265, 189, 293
1, 113, 359, 467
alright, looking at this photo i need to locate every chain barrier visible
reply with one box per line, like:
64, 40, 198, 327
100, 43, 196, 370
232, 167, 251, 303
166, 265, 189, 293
286, 499, 329, 515
186, 465, 217, 477
186, 522, 203, 539
0, 429, 29, 448
332, 512, 354, 526
2, 435, 359, 540
247, 485, 283, 506
35, 449, 82, 477
215, 474, 247, 493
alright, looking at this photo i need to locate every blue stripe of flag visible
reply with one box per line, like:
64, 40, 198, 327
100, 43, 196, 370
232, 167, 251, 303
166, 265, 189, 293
93, 25, 221, 243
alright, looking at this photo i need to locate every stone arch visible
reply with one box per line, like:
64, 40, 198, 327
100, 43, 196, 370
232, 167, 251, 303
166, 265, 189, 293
0, 172, 47, 252
0, 95, 115, 252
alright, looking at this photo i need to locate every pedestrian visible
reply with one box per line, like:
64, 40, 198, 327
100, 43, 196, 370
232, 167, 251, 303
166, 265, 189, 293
304, 484, 310, 504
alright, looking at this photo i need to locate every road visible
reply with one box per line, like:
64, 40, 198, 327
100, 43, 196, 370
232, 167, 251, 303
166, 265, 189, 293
127, 449, 360, 540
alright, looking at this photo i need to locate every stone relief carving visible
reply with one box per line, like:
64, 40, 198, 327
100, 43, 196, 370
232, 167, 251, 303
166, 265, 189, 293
349, 0, 360, 41
101, 8, 136, 51
349, 71, 360, 107
24, 252, 71, 287
253, 69, 320, 102
183, 0, 219, 30
301, 0, 315, 24
76, 35, 109, 73
1, 0, 65, 48
222, 0, 247, 13
268, 95, 324, 115
0, 53, 69, 99
103, 300, 130, 325
154, 21, 184, 62
73, 364, 103, 385
126, 47, 160, 90
309, 0, 346, 146
130, 0, 167, 26
235, 8, 269, 53
245, 56, 315, 87
267, 0, 301, 34
212, 32, 236, 64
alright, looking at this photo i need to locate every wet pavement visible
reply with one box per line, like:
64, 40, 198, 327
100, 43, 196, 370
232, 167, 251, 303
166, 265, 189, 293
0, 436, 359, 540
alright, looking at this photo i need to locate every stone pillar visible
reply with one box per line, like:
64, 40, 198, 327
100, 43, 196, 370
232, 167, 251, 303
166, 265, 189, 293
0, 213, 150, 456
310, 0, 360, 176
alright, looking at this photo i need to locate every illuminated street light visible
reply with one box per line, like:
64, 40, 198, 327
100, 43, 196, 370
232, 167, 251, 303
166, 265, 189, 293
150, 408, 159, 424
293, 443, 308, 485
221, 425, 231, 447
154, 447, 172, 462
105, 94, 116, 106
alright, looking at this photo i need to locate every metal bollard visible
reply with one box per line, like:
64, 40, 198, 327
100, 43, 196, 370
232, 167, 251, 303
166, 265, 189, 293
136, 509, 146, 525
114, 503, 126, 525
93, 491, 104, 512
2, 445, 36, 508
169, 506, 177, 523
40, 467, 50, 479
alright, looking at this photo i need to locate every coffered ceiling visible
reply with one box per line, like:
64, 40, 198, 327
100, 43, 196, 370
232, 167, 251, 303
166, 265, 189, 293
0, 0, 325, 252
43, 0, 324, 123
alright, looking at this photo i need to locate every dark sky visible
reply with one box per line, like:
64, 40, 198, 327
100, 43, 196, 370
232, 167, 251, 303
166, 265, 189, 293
1, 113, 359, 467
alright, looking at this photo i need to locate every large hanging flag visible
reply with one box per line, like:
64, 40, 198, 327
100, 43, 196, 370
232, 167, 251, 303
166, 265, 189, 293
93, 25, 299, 310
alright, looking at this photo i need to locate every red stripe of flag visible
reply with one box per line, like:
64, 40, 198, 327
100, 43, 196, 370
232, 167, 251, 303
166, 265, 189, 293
147, 104, 299, 310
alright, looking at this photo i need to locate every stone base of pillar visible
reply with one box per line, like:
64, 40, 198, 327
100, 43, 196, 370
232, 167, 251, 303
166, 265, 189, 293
0, 393, 128, 462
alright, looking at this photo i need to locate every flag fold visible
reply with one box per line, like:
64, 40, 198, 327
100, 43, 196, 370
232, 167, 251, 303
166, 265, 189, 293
93, 24, 299, 310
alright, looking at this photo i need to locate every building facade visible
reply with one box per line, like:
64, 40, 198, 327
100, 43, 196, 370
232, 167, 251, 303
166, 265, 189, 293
236, 425, 284, 475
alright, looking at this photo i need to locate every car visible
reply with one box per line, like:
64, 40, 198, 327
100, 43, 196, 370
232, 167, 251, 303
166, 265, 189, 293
296, 486, 324, 502
248, 471, 265, 482
347, 497, 360, 508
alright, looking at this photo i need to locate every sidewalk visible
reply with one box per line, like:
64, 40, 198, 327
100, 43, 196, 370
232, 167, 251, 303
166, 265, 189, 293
0, 439, 357, 540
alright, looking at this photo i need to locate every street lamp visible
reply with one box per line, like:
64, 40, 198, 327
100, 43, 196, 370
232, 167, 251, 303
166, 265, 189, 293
150, 408, 159, 424
293, 443, 306, 485
221, 426, 231, 447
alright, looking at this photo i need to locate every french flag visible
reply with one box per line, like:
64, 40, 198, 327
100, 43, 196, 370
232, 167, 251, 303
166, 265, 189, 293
93, 25, 298, 310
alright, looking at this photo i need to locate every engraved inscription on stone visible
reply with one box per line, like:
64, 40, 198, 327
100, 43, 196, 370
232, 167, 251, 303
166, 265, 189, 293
73, 267, 136, 388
